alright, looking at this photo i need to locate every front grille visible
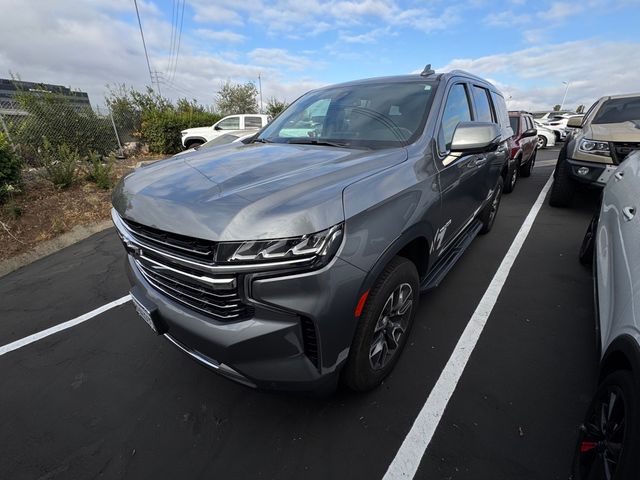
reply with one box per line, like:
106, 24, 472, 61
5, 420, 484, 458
121, 218, 215, 263
134, 257, 252, 320
114, 211, 253, 322
610, 142, 640, 164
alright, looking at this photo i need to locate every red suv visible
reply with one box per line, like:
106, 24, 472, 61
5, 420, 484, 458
506, 111, 538, 192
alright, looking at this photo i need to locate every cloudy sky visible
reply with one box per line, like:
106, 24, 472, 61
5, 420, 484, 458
0, 0, 638, 112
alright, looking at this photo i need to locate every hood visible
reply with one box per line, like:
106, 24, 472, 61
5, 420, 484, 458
586, 121, 640, 142
112, 143, 407, 241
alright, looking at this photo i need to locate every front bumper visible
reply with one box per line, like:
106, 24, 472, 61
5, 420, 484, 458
565, 158, 617, 187
125, 251, 367, 393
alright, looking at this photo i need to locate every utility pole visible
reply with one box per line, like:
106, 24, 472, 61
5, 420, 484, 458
560, 81, 570, 111
258, 74, 263, 114
151, 71, 163, 96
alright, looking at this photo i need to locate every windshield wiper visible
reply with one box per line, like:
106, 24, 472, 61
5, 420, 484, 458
253, 137, 273, 144
286, 139, 351, 148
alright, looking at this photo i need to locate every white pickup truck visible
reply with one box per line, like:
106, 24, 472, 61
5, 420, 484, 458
181, 114, 270, 148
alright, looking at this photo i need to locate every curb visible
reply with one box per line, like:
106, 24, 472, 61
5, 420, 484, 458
0, 220, 114, 278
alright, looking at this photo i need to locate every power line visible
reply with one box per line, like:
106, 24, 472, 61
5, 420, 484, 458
133, 0, 155, 89
170, 0, 186, 82
167, 0, 177, 75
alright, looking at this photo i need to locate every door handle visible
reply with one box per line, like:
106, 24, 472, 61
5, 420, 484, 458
622, 206, 636, 222
614, 171, 624, 181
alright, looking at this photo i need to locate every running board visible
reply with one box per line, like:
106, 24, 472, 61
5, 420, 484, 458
420, 220, 483, 292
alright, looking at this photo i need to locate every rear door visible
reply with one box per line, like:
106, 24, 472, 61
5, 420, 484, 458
434, 82, 486, 253
523, 115, 536, 160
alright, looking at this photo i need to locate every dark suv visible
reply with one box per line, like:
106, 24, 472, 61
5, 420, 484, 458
112, 67, 511, 393
506, 111, 538, 193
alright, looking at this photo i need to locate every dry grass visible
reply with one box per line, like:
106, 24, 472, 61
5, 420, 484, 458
0, 154, 165, 262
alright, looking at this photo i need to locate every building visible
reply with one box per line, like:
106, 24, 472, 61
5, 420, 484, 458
0, 78, 92, 116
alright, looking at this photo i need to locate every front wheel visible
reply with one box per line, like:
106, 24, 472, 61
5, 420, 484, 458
479, 176, 504, 235
572, 370, 640, 480
579, 213, 598, 266
504, 159, 519, 194
537, 135, 547, 149
342, 257, 419, 392
549, 150, 576, 207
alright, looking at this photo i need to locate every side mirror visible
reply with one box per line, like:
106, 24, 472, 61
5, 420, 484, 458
522, 128, 537, 138
450, 122, 500, 153
214, 125, 222, 131
567, 117, 583, 128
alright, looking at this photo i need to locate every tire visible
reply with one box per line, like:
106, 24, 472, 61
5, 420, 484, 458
479, 176, 504, 235
520, 150, 536, 178
342, 257, 419, 392
548, 150, 576, 207
185, 140, 204, 149
572, 370, 640, 480
579, 213, 598, 266
537, 135, 547, 149
504, 158, 519, 194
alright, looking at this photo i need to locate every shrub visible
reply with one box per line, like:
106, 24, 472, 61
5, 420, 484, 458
85, 151, 115, 189
40, 140, 80, 189
141, 110, 221, 154
0, 132, 22, 203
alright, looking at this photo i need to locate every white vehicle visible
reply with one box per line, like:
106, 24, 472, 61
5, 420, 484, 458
181, 114, 270, 149
533, 110, 575, 123
534, 122, 556, 149
573, 149, 640, 478
174, 130, 255, 157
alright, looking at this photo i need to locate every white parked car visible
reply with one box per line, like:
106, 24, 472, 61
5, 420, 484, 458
573, 149, 640, 478
174, 130, 255, 157
534, 122, 556, 149
181, 114, 270, 149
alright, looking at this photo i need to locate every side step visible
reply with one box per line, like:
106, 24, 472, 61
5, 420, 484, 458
420, 220, 483, 292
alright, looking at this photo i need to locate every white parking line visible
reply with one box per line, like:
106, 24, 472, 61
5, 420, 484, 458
383, 173, 554, 480
0, 294, 131, 357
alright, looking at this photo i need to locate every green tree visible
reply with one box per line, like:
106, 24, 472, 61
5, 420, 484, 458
216, 81, 259, 115
265, 97, 288, 118
553, 104, 561, 111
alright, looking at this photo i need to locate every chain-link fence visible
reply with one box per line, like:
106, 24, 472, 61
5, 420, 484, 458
0, 96, 139, 166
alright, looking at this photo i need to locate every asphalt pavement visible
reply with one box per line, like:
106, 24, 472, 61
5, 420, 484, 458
0, 146, 601, 480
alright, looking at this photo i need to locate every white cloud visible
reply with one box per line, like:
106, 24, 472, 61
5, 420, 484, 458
194, 29, 246, 43
247, 48, 313, 71
438, 40, 640, 111
483, 11, 531, 26
538, 2, 583, 21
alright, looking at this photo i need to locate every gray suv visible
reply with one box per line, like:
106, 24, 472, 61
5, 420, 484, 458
112, 67, 511, 393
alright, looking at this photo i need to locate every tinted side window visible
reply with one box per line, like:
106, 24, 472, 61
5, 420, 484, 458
218, 117, 240, 130
245, 116, 263, 128
490, 91, 512, 136
509, 116, 519, 134
440, 84, 472, 150
472, 86, 494, 123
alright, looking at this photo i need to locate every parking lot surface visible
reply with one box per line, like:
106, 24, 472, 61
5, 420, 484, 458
1, 147, 601, 479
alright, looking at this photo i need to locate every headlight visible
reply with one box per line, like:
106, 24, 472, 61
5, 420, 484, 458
579, 139, 610, 157
215, 224, 344, 268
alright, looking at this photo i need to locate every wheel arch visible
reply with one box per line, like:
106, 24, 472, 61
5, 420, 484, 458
358, 225, 434, 296
599, 334, 640, 385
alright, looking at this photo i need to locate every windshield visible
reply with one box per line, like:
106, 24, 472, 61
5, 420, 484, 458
257, 81, 437, 149
592, 97, 640, 124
